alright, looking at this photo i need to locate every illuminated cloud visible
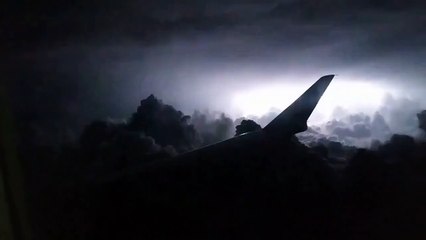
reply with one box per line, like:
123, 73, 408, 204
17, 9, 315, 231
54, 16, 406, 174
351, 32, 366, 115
231, 77, 392, 124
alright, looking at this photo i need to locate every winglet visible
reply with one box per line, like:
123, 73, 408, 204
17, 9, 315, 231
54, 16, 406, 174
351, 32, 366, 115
263, 75, 334, 136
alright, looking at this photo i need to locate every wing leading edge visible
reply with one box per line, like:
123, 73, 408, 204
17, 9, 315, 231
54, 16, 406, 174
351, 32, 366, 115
263, 74, 334, 136
176, 75, 334, 157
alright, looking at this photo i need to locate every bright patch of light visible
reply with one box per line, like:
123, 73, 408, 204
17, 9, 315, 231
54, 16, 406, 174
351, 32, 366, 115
315, 80, 389, 120
231, 84, 304, 116
231, 78, 390, 124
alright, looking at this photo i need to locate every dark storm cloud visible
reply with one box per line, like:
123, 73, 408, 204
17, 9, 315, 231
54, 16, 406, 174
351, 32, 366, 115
2, 0, 272, 53
80, 119, 177, 169
5, 0, 425, 55
127, 94, 200, 152
5, 0, 425, 83
263, 1, 426, 80
79, 94, 238, 159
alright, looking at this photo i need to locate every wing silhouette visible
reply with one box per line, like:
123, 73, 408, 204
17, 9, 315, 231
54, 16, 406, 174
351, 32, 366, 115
263, 74, 334, 137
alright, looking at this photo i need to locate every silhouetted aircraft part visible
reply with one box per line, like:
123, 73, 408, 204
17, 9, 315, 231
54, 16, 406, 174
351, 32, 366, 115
263, 74, 334, 137
177, 75, 334, 157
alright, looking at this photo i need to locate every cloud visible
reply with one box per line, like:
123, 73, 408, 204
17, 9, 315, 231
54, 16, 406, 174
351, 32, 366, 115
79, 119, 177, 172
378, 94, 424, 136
78, 95, 239, 171
371, 111, 391, 139
295, 93, 426, 148
191, 110, 234, 145
332, 124, 371, 139
235, 119, 262, 136
304, 113, 376, 147
418, 110, 426, 134
19, 91, 426, 239
127, 94, 200, 152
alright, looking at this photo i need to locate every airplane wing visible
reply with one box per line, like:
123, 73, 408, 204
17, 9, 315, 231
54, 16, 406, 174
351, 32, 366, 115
179, 75, 334, 155
263, 74, 334, 136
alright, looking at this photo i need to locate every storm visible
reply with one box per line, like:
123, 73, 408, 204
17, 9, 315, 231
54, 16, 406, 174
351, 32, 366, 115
2, 1, 426, 239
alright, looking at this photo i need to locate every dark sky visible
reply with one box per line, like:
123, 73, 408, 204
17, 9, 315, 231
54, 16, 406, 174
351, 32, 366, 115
2, 0, 426, 144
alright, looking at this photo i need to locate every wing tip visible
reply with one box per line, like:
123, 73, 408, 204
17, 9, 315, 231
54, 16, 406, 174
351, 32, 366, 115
263, 74, 335, 136
319, 74, 335, 81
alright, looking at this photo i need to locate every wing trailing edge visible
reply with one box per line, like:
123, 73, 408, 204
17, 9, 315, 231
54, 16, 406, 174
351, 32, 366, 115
263, 75, 334, 136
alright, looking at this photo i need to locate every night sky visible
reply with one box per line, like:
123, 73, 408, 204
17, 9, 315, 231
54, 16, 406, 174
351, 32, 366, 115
2, 0, 426, 146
